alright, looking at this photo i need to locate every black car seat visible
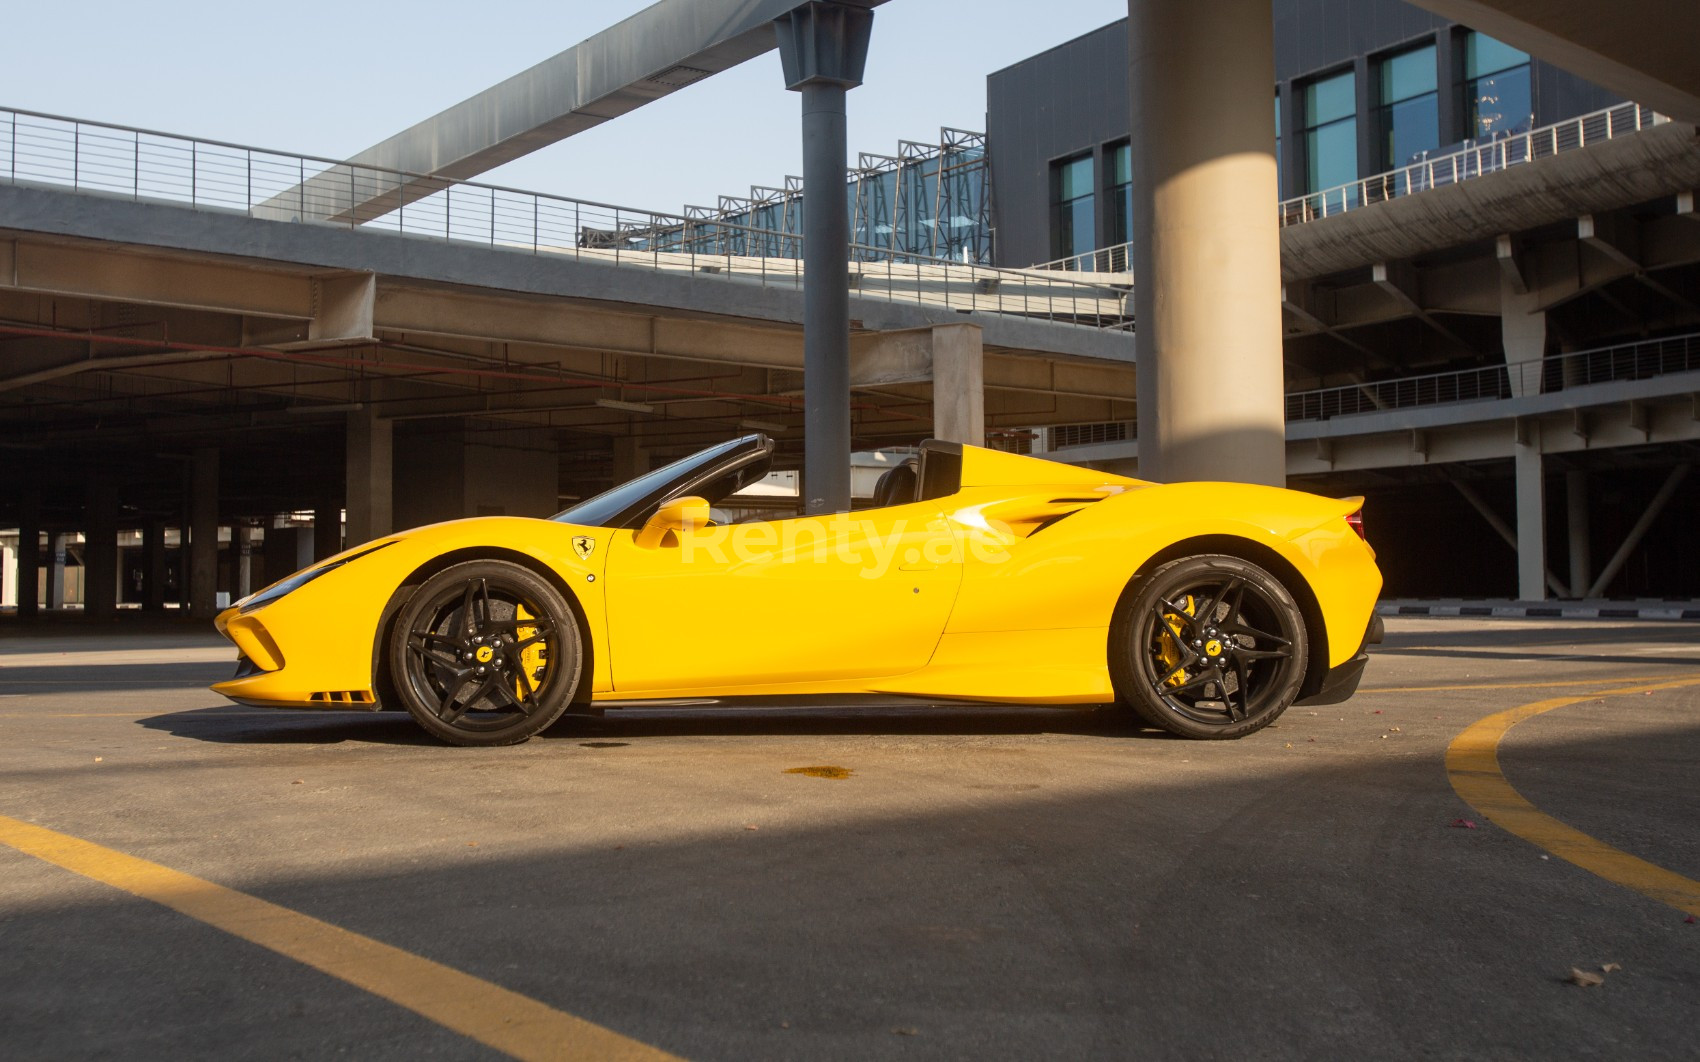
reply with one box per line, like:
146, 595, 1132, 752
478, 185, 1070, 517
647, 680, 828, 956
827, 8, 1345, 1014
871, 458, 920, 507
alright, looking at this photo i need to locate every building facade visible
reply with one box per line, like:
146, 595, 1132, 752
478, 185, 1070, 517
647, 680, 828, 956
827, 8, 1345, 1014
987, 2, 1619, 269
985, 1, 1700, 601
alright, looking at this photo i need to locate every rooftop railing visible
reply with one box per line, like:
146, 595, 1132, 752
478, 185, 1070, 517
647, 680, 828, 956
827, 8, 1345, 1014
0, 106, 1125, 330
1284, 332, 1700, 422
1028, 101, 1672, 276
1277, 102, 1668, 225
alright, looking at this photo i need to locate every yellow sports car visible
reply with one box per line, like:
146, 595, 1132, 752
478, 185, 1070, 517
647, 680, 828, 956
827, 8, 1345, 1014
212, 435, 1381, 746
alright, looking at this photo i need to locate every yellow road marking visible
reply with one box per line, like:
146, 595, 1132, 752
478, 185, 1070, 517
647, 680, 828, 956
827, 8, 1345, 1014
1446, 677, 1700, 917
0, 814, 679, 1062
1363, 673, 1691, 694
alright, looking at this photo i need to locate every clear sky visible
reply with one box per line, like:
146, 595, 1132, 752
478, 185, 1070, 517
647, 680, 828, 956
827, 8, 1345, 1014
4, 0, 1127, 215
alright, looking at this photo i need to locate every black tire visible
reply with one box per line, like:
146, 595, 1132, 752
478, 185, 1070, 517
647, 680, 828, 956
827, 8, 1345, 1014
388, 560, 583, 747
1109, 554, 1308, 740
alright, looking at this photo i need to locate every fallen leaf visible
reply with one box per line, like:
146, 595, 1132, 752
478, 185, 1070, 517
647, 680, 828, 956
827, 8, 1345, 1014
291, 779, 304, 785
892, 1028, 918, 1036
1601, 963, 1622, 973
780, 1021, 790, 1029
1449, 818, 1477, 829
1686, 915, 1695, 924
467, 842, 478, 847
1388, 726, 1402, 733
93, 757, 103, 762
1373, 710, 1383, 715
1284, 742, 1293, 748
744, 824, 760, 831
784, 765, 852, 780
1569, 967, 1604, 987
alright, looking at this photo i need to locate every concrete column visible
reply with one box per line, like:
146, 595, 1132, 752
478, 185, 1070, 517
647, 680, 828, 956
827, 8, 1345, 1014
16, 493, 40, 617
1129, 0, 1286, 486
189, 447, 220, 619
775, 1, 874, 515
296, 526, 316, 570
236, 525, 255, 599
47, 532, 67, 610
142, 520, 166, 611
931, 323, 984, 445
83, 479, 119, 619
1515, 422, 1547, 601
1566, 470, 1591, 599
314, 489, 343, 562
611, 437, 649, 484
1501, 277, 1547, 397
345, 409, 393, 546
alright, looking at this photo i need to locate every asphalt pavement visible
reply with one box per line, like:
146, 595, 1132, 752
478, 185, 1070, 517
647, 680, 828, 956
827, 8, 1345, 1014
1, 616, 1696, 1060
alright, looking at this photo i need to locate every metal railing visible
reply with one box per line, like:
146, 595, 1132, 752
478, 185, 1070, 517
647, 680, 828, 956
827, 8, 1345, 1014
1278, 102, 1668, 225
1027, 102, 1670, 274
1028, 243, 1133, 275
0, 106, 1126, 330
1285, 332, 1700, 422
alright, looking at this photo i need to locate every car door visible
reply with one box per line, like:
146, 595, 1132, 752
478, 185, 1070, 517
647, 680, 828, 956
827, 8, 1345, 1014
603, 498, 962, 692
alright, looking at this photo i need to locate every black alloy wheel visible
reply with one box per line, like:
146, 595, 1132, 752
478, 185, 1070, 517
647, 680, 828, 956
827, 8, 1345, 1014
1110, 554, 1308, 739
389, 559, 582, 746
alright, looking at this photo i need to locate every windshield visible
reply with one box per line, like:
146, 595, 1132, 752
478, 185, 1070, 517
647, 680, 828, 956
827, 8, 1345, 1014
552, 435, 772, 529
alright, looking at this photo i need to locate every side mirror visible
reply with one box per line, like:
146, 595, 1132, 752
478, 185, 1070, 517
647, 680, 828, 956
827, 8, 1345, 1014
636, 495, 711, 549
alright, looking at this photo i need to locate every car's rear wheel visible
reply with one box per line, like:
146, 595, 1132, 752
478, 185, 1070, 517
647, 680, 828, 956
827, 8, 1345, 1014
389, 560, 583, 747
1110, 554, 1308, 740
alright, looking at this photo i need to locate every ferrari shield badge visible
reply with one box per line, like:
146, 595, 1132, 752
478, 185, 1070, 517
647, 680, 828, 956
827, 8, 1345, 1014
572, 535, 595, 560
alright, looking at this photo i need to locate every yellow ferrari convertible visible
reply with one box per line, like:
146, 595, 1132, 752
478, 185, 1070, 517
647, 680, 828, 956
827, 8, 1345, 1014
212, 435, 1382, 746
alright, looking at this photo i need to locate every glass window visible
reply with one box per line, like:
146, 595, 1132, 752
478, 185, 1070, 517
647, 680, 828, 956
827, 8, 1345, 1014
1050, 154, 1095, 262
1376, 44, 1439, 170
1274, 93, 1283, 192
1462, 32, 1531, 138
1303, 70, 1357, 194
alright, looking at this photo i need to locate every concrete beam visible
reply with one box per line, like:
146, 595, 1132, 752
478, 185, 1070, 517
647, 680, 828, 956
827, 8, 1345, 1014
306, 274, 376, 346
0, 239, 313, 319
270, 0, 890, 223
1406, 0, 1700, 123
0, 183, 1132, 365
1373, 261, 1472, 352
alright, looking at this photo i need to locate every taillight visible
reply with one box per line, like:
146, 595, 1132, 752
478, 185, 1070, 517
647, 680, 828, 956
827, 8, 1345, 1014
1346, 510, 1366, 540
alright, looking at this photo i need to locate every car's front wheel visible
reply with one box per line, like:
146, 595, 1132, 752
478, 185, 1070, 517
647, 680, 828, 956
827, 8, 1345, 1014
389, 559, 583, 747
1110, 554, 1308, 740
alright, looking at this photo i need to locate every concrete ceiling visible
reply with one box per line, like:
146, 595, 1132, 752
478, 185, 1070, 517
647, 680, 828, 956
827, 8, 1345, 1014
1408, 0, 1700, 122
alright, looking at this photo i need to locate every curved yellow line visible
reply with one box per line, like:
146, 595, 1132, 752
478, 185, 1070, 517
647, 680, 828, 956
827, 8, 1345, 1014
1446, 677, 1700, 917
0, 814, 678, 1061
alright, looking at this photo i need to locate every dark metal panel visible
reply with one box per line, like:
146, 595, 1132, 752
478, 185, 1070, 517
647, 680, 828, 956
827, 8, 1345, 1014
986, 20, 1129, 267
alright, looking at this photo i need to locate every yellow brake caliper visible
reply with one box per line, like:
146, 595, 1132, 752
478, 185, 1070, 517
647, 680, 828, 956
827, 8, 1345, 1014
1157, 595, 1196, 687
514, 604, 547, 701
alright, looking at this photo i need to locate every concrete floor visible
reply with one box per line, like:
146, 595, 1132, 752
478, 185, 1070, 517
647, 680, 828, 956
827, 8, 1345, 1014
1, 617, 1696, 1060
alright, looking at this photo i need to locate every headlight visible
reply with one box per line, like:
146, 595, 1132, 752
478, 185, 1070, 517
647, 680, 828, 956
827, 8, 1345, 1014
237, 540, 395, 613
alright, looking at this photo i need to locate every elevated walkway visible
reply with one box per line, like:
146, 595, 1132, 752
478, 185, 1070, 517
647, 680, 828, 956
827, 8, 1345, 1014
0, 108, 1128, 356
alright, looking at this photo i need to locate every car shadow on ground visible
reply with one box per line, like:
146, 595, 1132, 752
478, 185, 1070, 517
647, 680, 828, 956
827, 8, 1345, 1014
135, 702, 1167, 746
